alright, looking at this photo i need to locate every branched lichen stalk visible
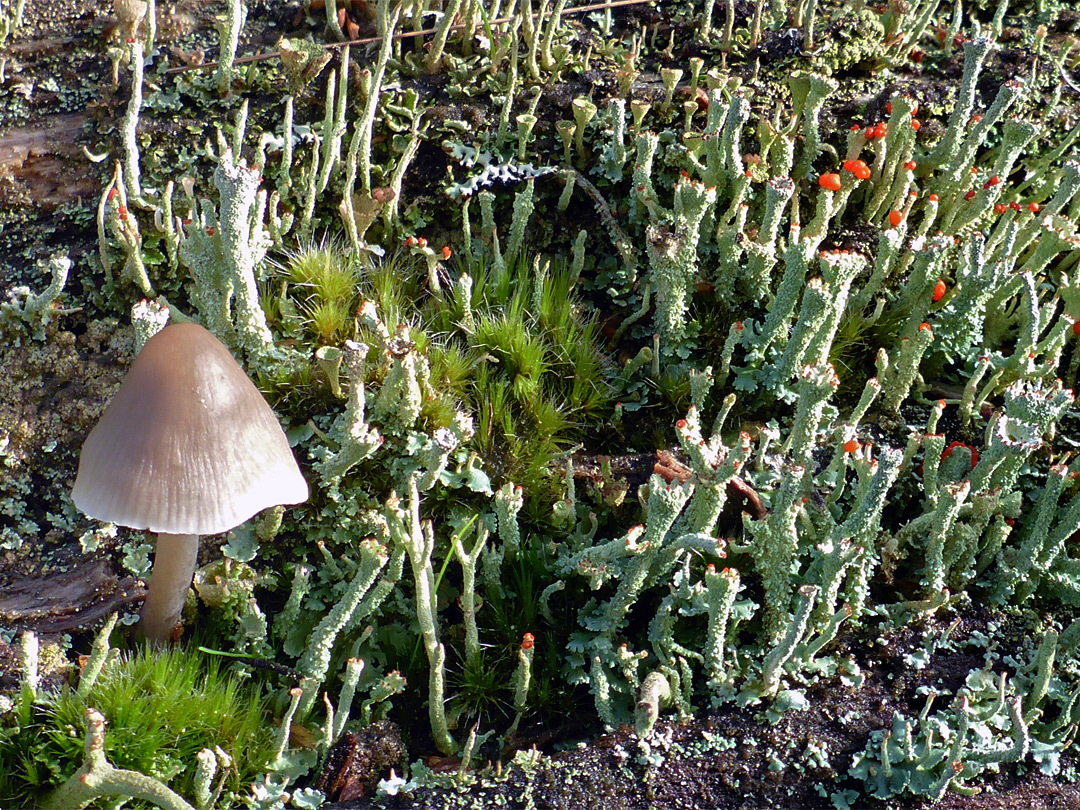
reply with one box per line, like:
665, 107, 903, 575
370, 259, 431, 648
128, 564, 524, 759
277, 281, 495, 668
297, 540, 389, 717
275, 563, 311, 643
704, 566, 739, 690
44, 710, 195, 810
316, 338, 383, 481
756, 239, 807, 352
212, 147, 276, 357
324, 0, 346, 40
925, 37, 995, 173
790, 73, 837, 181
881, 325, 935, 413
2, 252, 73, 341
453, 520, 489, 665
744, 176, 794, 296
761, 585, 819, 695
647, 178, 717, 353
746, 469, 803, 639
924, 481, 970, 594
387, 475, 457, 754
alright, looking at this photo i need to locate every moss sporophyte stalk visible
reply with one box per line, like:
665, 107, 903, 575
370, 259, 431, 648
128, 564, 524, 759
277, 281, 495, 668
5, 0, 1080, 806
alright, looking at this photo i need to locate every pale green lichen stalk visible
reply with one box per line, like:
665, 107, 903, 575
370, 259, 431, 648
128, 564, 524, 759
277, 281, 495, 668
44, 710, 195, 810
0, 253, 71, 342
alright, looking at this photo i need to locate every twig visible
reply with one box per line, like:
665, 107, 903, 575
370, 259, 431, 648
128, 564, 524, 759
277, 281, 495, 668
165, 0, 652, 74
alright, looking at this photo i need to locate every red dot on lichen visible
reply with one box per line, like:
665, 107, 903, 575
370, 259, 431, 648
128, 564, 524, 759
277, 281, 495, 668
845, 159, 871, 181
819, 173, 842, 191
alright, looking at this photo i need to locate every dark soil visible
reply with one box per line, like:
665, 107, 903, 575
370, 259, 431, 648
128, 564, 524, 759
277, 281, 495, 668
311, 608, 1080, 809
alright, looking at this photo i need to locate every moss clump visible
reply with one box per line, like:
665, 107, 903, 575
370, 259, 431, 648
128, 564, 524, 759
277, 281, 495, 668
0, 645, 275, 808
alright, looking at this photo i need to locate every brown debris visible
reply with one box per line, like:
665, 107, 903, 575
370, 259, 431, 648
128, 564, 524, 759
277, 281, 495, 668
0, 114, 100, 209
316, 721, 407, 802
0, 557, 144, 634
653, 449, 694, 483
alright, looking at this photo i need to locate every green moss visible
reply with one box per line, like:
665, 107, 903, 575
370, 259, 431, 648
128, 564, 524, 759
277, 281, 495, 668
0, 646, 275, 808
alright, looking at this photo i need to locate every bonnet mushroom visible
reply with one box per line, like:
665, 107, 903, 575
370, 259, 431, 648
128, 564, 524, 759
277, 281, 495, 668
71, 323, 308, 642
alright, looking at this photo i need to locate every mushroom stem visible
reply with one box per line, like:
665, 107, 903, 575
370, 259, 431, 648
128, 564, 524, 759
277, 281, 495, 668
139, 533, 199, 643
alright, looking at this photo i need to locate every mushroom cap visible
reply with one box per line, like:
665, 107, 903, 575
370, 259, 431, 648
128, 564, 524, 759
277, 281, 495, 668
72, 323, 308, 535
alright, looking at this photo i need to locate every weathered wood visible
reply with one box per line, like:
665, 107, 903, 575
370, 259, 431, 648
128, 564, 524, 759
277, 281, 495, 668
0, 113, 98, 208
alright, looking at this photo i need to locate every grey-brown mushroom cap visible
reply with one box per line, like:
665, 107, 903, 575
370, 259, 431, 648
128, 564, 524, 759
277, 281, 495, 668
71, 322, 309, 535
